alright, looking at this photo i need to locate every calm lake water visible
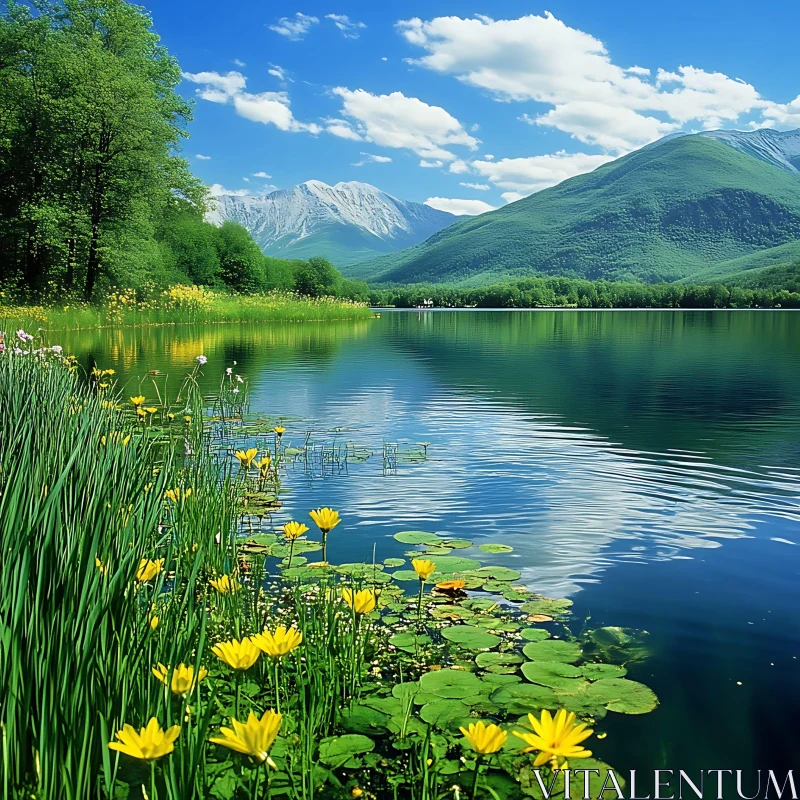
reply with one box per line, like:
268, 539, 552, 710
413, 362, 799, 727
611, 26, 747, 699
59, 310, 800, 790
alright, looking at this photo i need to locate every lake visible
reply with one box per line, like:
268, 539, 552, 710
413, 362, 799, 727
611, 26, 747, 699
59, 309, 800, 790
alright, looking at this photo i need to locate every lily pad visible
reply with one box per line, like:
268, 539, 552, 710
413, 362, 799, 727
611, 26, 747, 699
383, 558, 405, 567
442, 538, 474, 549
394, 531, 442, 545
520, 597, 573, 618
340, 705, 389, 736
520, 628, 551, 642
522, 639, 582, 664
521, 660, 584, 690
478, 544, 514, 554
419, 700, 471, 730
582, 663, 628, 680
389, 570, 422, 582
318, 734, 375, 768
490, 683, 558, 715
419, 669, 483, 699
429, 556, 481, 573
475, 652, 524, 670
442, 625, 501, 650
584, 678, 659, 714
389, 633, 432, 653
473, 566, 521, 582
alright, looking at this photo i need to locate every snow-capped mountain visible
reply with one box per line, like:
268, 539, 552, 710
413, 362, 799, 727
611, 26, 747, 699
654, 128, 800, 174
207, 180, 457, 268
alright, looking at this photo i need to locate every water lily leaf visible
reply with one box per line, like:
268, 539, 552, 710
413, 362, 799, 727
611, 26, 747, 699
434, 573, 484, 590
340, 705, 389, 736
474, 566, 521, 582
389, 570, 422, 582
391, 682, 420, 701
394, 531, 442, 545
431, 605, 474, 621
520, 597, 573, 618
522, 640, 582, 664
269, 541, 321, 558
482, 673, 522, 686
584, 627, 651, 665
318, 734, 375, 768
463, 598, 498, 611
442, 538, 473, 549
384, 558, 405, 567
478, 544, 514, 554
428, 556, 481, 573
337, 562, 384, 574
502, 589, 532, 602
442, 625, 501, 650
419, 669, 483, 699
416, 546, 452, 557
521, 660, 584, 690
389, 633, 431, 653
475, 652, 523, 670
419, 700, 471, 730
520, 629, 551, 642
584, 679, 659, 714
244, 534, 278, 546
481, 580, 519, 594
490, 683, 558, 715
581, 663, 628, 680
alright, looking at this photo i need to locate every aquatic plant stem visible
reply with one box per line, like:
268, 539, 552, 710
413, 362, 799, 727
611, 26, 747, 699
471, 756, 482, 799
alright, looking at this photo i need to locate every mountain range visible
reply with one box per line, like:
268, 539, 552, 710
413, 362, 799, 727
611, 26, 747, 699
207, 180, 456, 267
346, 129, 800, 287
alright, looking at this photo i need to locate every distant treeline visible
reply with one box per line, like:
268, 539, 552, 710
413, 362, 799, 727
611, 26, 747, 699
370, 277, 800, 309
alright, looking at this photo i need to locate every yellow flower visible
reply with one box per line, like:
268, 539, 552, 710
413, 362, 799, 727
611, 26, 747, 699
514, 709, 593, 767
150, 615, 159, 630
341, 587, 377, 615
104, 368, 116, 376
251, 626, 303, 659
136, 407, 146, 419
184, 415, 192, 423
212, 637, 261, 671
165, 487, 192, 504
130, 396, 145, 407
235, 448, 258, 469
283, 521, 308, 540
136, 558, 164, 583
412, 559, 436, 582
108, 717, 180, 761
152, 663, 208, 697
255, 455, 272, 477
460, 722, 508, 754
143, 407, 158, 415
209, 710, 281, 765
95, 557, 109, 576
167, 413, 175, 421
309, 507, 341, 533
210, 574, 241, 595
273, 425, 285, 436
435, 580, 466, 592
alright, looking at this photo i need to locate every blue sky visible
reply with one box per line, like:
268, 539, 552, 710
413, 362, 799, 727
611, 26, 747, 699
143, 0, 800, 215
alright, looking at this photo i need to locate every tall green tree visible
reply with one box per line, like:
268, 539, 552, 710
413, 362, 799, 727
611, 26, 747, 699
0, 0, 203, 299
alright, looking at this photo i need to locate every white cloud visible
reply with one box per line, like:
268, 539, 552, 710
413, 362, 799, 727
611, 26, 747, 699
209, 184, 249, 197
459, 182, 491, 190
483, 154, 494, 160
233, 91, 321, 133
326, 14, 366, 39
353, 152, 393, 166
419, 159, 444, 168
185, 70, 319, 134
269, 13, 319, 40
448, 159, 470, 174
761, 95, 800, 128
195, 154, 211, 160
332, 87, 479, 160
471, 151, 614, 194
268, 64, 292, 83
242, 177, 250, 182
424, 197, 496, 215
501, 191, 525, 203
182, 70, 246, 102
381, 57, 388, 62
253, 171, 273, 178
397, 12, 767, 153
324, 118, 364, 140
233, 59, 246, 68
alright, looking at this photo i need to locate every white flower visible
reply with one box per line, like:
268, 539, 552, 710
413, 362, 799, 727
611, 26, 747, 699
236, 375, 244, 384
50, 345, 62, 353
196, 355, 207, 365
226, 367, 232, 375
16, 329, 32, 342
232, 388, 239, 394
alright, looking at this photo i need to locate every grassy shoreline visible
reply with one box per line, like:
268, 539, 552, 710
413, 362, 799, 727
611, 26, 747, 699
0, 288, 373, 332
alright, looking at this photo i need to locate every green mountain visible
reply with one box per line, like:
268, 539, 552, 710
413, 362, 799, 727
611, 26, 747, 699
349, 135, 800, 286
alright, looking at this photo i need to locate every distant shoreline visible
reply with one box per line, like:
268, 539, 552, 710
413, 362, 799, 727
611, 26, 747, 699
371, 306, 800, 312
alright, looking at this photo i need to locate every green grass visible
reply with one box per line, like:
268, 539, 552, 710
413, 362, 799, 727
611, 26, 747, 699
350, 136, 800, 286
0, 288, 373, 333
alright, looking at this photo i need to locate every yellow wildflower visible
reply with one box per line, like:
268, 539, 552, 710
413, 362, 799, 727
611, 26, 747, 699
211, 637, 261, 671
283, 521, 308, 540
251, 626, 303, 658
210, 574, 241, 595
412, 559, 436, 582
143, 407, 158, 415
255, 455, 272, 477
460, 721, 508, 754
136, 558, 164, 583
209, 710, 281, 765
130, 396, 145, 407
309, 507, 340, 533
514, 709, 593, 767
95, 557, 109, 576
341, 588, 377, 615
167, 413, 175, 421
108, 717, 180, 761
273, 425, 285, 436
235, 448, 258, 469
150, 615, 159, 630
165, 487, 192, 504
152, 663, 208, 697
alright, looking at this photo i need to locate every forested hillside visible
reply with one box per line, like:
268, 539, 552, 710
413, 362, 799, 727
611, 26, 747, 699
351, 136, 800, 286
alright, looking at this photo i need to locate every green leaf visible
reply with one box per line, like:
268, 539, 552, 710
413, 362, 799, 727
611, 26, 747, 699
318, 734, 375, 768
383, 558, 405, 567
490, 683, 558, 715
442, 625, 501, 650
419, 669, 483, 699
520, 597, 573, 617
394, 531, 442, 545
584, 678, 659, 714
419, 700, 471, 730
520, 660, 584, 690
340, 706, 389, 736
389, 633, 431, 653
520, 628, 551, 642
475, 652, 523, 671
478, 544, 514, 554
473, 566, 521, 581
522, 640, 582, 664
581, 663, 628, 680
